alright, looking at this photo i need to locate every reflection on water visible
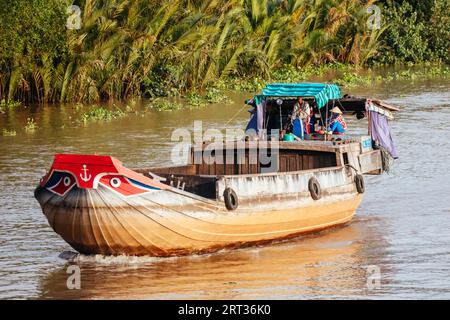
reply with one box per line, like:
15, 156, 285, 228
39, 219, 389, 300
1, 78, 450, 299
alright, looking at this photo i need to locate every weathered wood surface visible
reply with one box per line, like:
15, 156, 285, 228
140, 139, 382, 180
196, 140, 342, 153
35, 164, 362, 256
372, 99, 400, 111
35, 134, 384, 257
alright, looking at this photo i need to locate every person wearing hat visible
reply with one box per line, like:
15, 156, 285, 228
327, 107, 347, 134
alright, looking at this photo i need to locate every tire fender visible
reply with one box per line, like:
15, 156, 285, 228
355, 174, 365, 194
224, 187, 238, 210
308, 177, 322, 200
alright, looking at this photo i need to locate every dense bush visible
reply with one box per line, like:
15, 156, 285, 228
0, 0, 387, 103
374, 0, 449, 64
0, 0, 69, 101
427, 0, 450, 62
0, 0, 448, 103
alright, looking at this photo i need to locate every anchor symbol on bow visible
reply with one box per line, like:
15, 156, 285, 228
80, 164, 92, 182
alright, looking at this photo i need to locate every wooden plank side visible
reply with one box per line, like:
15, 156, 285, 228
359, 150, 382, 174
237, 150, 246, 175
308, 154, 314, 170
249, 149, 258, 174
314, 153, 322, 169
289, 155, 297, 172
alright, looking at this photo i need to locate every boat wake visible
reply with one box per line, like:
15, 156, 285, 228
58, 251, 178, 265
57, 246, 260, 266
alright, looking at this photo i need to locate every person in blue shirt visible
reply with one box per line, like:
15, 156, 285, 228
328, 107, 347, 134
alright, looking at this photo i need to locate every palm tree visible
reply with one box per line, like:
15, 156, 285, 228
1, 0, 387, 103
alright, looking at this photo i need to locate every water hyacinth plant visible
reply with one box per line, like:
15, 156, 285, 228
80, 106, 125, 124
24, 118, 37, 133
2, 128, 17, 136
149, 101, 183, 111
0, 99, 21, 111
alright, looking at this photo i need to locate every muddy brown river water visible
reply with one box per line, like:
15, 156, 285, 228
1, 78, 450, 299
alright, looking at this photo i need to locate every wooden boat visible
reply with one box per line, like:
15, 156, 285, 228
34, 83, 397, 257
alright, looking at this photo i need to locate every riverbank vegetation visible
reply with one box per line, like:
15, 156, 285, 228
24, 118, 38, 133
0, 0, 448, 104
2, 129, 17, 137
213, 63, 450, 92
80, 105, 126, 124
0, 99, 22, 112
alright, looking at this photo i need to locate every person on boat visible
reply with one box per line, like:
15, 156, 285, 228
327, 107, 347, 134
293, 97, 310, 131
308, 107, 316, 134
290, 97, 310, 139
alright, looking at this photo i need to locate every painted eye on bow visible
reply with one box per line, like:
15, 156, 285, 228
47, 172, 76, 196
100, 175, 127, 190
63, 176, 72, 186
110, 177, 121, 188
99, 175, 158, 197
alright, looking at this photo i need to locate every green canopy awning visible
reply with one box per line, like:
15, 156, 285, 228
261, 83, 342, 109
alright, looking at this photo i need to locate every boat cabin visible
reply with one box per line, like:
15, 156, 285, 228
136, 83, 397, 200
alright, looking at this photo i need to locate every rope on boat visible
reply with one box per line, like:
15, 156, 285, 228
337, 98, 347, 113
379, 146, 394, 173
345, 164, 359, 174
225, 102, 251, 127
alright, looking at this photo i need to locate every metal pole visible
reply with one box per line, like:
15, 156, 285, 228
279, 105, 282, 131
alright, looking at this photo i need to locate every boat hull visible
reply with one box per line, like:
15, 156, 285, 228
35, 185, 362, 256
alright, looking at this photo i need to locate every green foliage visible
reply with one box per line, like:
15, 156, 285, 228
125, 105, 136, 113
74, 103, 84, 112
219, 64, 450, 91
185, 92, 205, 107
185, 88, 231, 106
0, 0, 447, 103
427, 0, 450, 62
375, 0, 449, 64
149, 101, 183, 111
204, 88, 231, 104
426, 66, 450, 77
214, 77, 266, 93
393, 65, 450, 80
0, 99, 21, 110
271, 65, 310, 82
0, 0, 69, 102
0, 0, 387, 103
80, 106, 125, 124
24, 118, 37, 133
2, 129, 17, 136
376, 1, 427, 64
335, 72, 372, 87
142, 65, 181, 98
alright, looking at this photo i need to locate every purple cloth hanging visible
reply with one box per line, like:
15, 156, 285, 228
369, 111, 398, 159
245, 96, 266, 138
